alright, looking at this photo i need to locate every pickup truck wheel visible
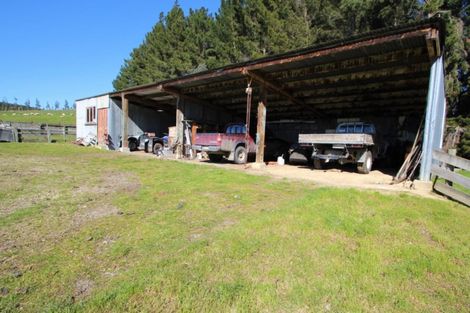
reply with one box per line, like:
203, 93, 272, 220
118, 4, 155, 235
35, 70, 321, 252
313, 159, 323, 169
153, 142, 163, 156
128, 140, 138, 152
234, 146, 247, 164
208, 154, 223, 162
357, 151, 373, 174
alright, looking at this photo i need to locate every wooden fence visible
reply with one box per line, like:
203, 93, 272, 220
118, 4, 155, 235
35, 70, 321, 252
1, 122, 76, 143
431, 149, 470, 207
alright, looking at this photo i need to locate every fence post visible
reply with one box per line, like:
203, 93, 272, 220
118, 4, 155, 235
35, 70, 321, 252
63, 126, 66, 142
46, 123, 51, 143
446, 149, 457, 186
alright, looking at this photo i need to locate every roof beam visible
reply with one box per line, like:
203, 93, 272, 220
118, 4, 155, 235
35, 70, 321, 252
274, 55, 429, 84
125, 94, 175, 112
185, 64, 430, 99
161, 86, 243, 118
262, 97, 426, 114
242, 69, 325, 118
226, 89, 428, 110
425, 28, 440, 61
198, 77, 428, 104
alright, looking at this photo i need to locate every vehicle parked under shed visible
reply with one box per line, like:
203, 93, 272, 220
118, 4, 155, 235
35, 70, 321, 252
77, 18, 446, 181
76, 94, 175, 151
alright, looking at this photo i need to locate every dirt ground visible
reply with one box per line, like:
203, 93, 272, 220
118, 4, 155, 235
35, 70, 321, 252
201, 161, 437, 198
129, 150, 438, 199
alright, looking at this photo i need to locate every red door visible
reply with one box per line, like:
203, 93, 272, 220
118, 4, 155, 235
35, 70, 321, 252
97, 108, 108, 146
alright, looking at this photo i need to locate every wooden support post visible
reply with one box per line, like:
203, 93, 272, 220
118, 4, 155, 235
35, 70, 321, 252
191, 123, 198, 158
245, 80, 253, 159
121, 93, 129, 151
175, 96, 184, 159
256, 87, 267, 164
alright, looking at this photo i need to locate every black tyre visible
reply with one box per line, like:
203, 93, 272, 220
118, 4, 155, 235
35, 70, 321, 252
234, 145, 247, 164
153, 142, 164, 155
357, 151, 373, 174
313, 158, 323, 169
128, 140, 138, 151
208, 154, 223, 162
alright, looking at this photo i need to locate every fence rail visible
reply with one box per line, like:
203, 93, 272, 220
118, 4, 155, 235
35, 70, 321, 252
432, 149, 470, 207
0, 122, 76, 143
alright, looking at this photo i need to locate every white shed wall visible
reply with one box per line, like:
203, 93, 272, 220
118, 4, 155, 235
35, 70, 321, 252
76, 94, 109, 139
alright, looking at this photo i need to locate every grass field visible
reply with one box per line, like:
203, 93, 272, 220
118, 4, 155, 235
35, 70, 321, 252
0, 143, 469, 312
0, 110, 75, 126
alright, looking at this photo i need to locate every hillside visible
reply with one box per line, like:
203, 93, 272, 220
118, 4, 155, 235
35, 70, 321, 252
0, 110, 75, 126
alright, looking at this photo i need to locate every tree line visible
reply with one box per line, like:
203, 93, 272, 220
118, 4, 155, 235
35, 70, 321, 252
0, 98, 75, 111
113, 0, 470, 116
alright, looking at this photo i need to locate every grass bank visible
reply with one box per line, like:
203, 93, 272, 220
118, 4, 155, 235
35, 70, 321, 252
0, 110, 75, 125
0, 143, 469, 312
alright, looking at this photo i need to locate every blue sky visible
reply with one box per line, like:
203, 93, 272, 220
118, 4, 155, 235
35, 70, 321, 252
0, 1, 220, 108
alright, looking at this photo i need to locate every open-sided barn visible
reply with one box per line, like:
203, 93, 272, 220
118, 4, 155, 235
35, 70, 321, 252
76, 18, 445, 181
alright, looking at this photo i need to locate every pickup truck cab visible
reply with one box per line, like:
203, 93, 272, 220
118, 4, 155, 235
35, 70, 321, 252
298, 122, 378, 174
193, 123, 256, 164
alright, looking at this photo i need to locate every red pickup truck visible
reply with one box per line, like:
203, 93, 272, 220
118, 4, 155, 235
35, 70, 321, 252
193, 123, 256, 164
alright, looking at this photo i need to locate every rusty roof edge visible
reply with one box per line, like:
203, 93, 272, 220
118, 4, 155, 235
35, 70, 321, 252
102, 17, 442, 99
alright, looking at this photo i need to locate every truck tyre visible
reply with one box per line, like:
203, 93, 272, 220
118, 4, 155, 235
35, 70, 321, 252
234, 146, 247, 164
313, 159, 323, 169
208, 154, 223, 162
357, 151, 372, 174
128, 139, 138, 151
153, 142, 163, 156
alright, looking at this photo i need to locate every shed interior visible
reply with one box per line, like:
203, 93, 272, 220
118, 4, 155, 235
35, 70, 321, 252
109, 19, 443, 170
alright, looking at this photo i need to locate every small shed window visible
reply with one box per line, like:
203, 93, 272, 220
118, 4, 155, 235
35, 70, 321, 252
86, 107, 96, 123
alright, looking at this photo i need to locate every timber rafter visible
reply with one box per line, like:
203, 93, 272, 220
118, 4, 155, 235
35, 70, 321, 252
242, 69, 325, 118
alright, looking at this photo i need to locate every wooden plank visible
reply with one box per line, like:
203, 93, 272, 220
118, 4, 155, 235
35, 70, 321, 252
299, 133, 374, 145
434, 182, 470, 207
433, 149, 470, 171
175, 96, 184, 159
256, 87, 266, 164
245, 81, 252, 158
431, 164, 470, 189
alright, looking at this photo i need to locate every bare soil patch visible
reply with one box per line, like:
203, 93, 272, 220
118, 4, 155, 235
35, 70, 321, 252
73, 171, 141, 196
73, 278, 94, 301
186, 159, 439, 199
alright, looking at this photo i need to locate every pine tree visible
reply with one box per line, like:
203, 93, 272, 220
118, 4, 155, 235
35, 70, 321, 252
35, 98, 41, 110
112, 0, 469, 115
64, 100, 69, 110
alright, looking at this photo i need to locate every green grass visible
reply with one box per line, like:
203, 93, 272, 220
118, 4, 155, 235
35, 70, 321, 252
0, 110, 75, 125
0, 143, 469, 312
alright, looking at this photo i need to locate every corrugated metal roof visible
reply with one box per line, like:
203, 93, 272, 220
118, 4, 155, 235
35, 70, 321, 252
108, 17, 442, 97
79, 17, 443, 118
